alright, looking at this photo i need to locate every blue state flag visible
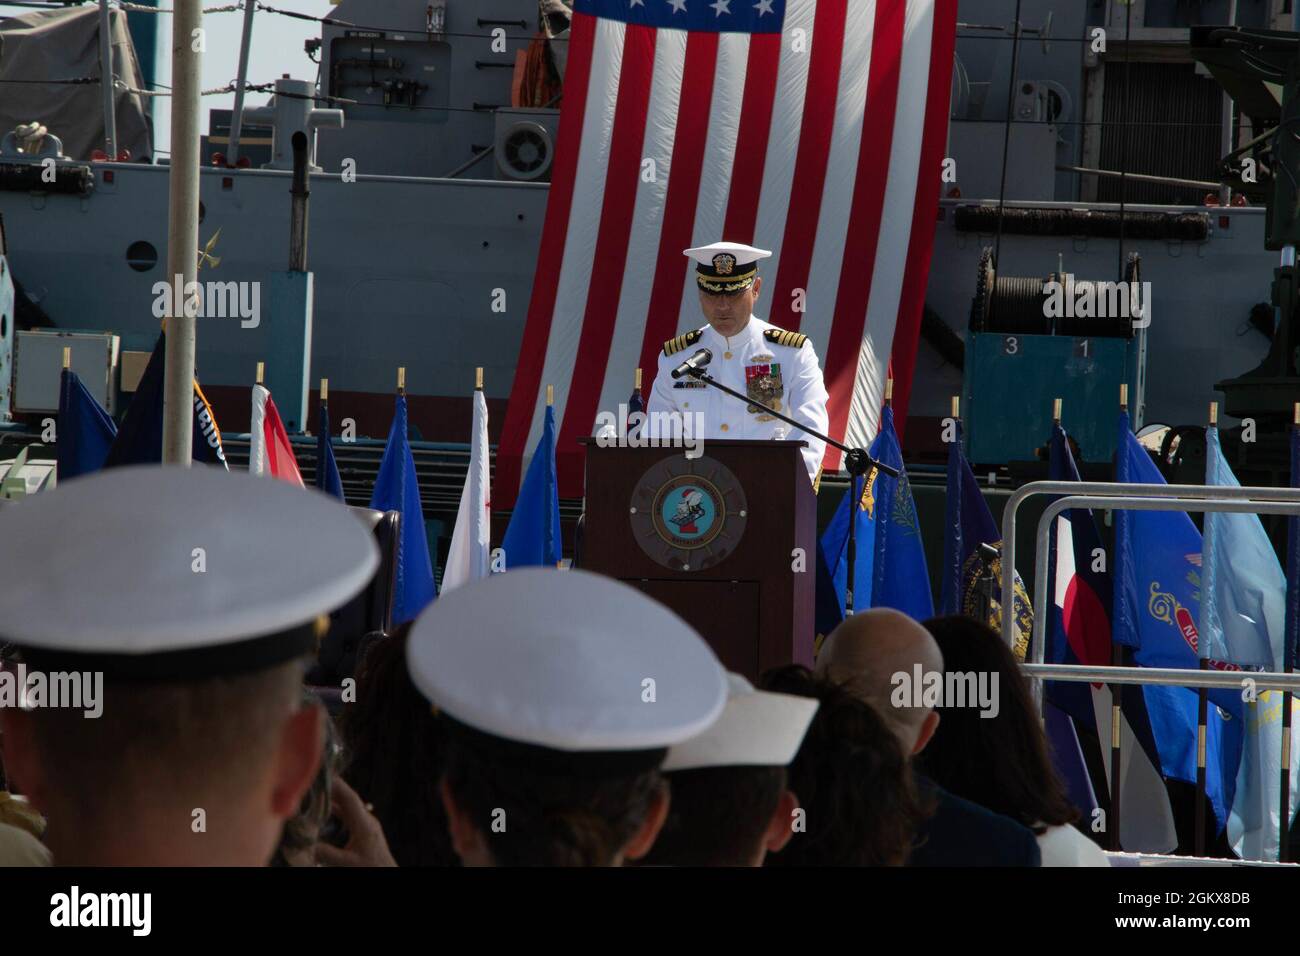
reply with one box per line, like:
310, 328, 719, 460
1114, 411, 1243, 830
817, 475, 876, 629
1202, 427, 1300, 859
56, 368, 117, 481
864, 406, 933, 619
103, 332, 228, 469
939, 419, 1029, 652
503, 404, 563, 568
1047, 422, 1174, 842
370, 394, 436, 624
626, 384, 644, 441
315, 399, 344, 501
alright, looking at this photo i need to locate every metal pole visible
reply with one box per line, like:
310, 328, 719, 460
1219, 0, 1237, 207
1001, 480, 1300, 654
1021, 663, 1300, 693
162, 0, 203, 464
227, 0, 257, 165
1030, 492, 1300, 676
992, 0, 1024, 273
98, 0, 118, 158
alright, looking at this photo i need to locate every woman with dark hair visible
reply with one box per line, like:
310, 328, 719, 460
919, 615, 1109, 866
339, 623, 457, 866
760, 665, 932, 866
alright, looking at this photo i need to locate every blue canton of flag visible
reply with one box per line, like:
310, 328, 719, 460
574, 0, 787, 34
867, 405, 932, 620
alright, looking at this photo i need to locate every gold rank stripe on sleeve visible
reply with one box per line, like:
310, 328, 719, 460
763, 328, 808, 349
662, 328, 704, 356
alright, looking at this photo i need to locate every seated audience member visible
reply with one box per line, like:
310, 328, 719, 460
0, 652, 49, 845
407, 569, 727, 867
760, 665, 930, 866
314, 777, 399, 867
273, 694, 342, 866
817, 609, 1042, 867
637, 673, 818, 867
920, 615, 1109, 867
0, 466, 379, 866
341, 624, 456, 866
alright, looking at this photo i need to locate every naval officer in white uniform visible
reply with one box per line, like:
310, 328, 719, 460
646, 241, 830, 482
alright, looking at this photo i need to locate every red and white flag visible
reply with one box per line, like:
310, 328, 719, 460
498, 0, 958, 499
250, 384, 304, 486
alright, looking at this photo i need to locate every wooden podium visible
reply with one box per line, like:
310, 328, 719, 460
579, 439, 817, 681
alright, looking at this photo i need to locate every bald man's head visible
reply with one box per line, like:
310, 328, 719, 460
815, 609, 944, 755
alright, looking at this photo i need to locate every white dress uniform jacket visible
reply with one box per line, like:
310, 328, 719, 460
646, 315, 829, 481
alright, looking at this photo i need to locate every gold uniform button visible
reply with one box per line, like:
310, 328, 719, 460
683, 402, 690, 408
724, 350, 733, 360
720, 423, 730, 432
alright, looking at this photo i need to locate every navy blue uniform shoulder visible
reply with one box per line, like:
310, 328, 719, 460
906, 777, 1043, 867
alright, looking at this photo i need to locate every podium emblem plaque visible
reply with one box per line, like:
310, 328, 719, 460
629, 455, 748, 572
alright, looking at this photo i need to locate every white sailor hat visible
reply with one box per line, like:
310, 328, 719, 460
0, 465, 379, 679
662, 672, 818, 772
407, 568, 727, 763
684, 241, 772, 293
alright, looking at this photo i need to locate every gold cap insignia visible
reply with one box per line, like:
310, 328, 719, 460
713, 253, 736, 275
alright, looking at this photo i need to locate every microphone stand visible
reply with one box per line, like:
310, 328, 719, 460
684, 366, 898, 616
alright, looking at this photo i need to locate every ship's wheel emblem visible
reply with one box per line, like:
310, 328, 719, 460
630, 455, 747, 571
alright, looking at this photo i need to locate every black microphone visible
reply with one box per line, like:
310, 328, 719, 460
670, 348, 713, 380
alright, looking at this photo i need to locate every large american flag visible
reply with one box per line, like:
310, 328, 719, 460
498, 0, 958, 499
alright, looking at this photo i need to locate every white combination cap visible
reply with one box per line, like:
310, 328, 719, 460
662, 672, 819, 772
407, 568, 727, 754
684, 241, 773, 293
0, 465, 379, 679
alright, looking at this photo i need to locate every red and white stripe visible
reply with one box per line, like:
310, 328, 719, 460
250, 384, 304, 486
499, 0, 958, 499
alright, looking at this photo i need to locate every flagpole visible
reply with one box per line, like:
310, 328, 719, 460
1196, 402, 1217, 857
848, 379, 890, 614
1283, 402, 1300, 862
320, 377, 328, 402
547, 384, 560, 568
256, 361, 265, 386
398, 366, 406, 396
161, 0, 202, 465
1109, 383, 1128, 852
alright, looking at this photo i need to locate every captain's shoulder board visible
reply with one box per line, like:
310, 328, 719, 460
763, 327, 809, 349
662, 328, 704, 356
